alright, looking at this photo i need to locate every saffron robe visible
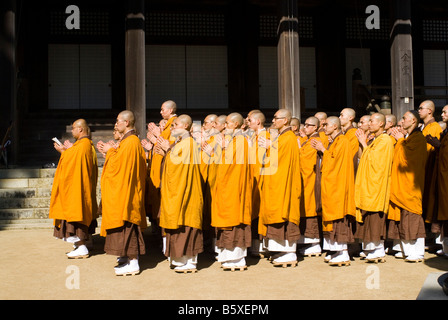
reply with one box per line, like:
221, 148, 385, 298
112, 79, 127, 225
49, 137, 98, 228
388, 129, 427, 221
159, 136, 203, 231
100, 132, 147, 237
421, 120, 443, 220
147, 116, 177, 219
320, 133, 356, 231
299, 133, 322, 218
354, 133, 394, 222
211, 132, 253, 229
426, 129, 448, 223
259, 129, 301, 236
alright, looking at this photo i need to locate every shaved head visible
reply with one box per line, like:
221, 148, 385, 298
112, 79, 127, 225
177, 114, 193, 131
228, 112, 244, 128
118, 110, 135, 127
315, 112, 327, 121
306, 116, 320, 127
290, 117, 300, 127
420, 100, 435, 113
327, 116, 341, 129
276, 108, 292, 124
251, 111, 266, 126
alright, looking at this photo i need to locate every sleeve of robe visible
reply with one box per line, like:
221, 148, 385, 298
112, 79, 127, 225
299, 136, 322, 218
388, 131, 427, 221
354, 134, 394, 222
437, 132, 448, 221
320, 134, 356, 226
345, 128, 360, 159
159, 137, 203, 230
211, 134, 253, 228
149, 116, 177, 189
259, 130, 301, 236
49, 138, 97, 227
100, 135, 147, 236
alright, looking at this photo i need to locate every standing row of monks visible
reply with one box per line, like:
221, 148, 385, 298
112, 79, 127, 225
48, 99, 448, 276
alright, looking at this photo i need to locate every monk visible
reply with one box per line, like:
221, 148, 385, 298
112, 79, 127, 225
146, 100, 178, 225
425, 105, 448, 257
97, 110, 147, 276
339, 107, 359, 173
315, 112, 329, 149
211, 112, 253, 271
259, 109, 301, 267
246, 110, 269, 257
290, 117, 301, 136
311, 116, 356, 266
388, 110, 427, 262
385, 114, 398, 146
50, 119, 98, 259
418, 100, 443, 227
297, 116, 323, 257
158, 115, 204, 273
354, 113, 394, 263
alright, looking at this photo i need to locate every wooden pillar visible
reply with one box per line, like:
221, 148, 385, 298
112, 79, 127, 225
277, 0, 300, 118
390, 0, 414, 118
0, 0, 17, 165
125, 0, 146, 137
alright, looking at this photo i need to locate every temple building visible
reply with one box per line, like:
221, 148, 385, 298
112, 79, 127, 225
1, 0, 447, 166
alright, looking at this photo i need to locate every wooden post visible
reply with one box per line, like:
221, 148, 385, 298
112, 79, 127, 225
277, 0, 300, 118
390, 0, 414, 118
0, 0, 17, 165
125, 0, 146, 138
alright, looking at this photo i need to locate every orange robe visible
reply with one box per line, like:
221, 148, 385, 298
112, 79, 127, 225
320, 133, 356, 231
49, 137, 98, 228
344, 127, 359, 159
159, 136, 203, 231
299, 133, 321, 218
147, 116, 177, 220
354, 133, 394, 222
248, 128, 269, 221
421, 120, 443, 220
388, 130, 427, 221
426, 129, 448, 223
211, 132, 253, 229
259, 129, 301, 236
100, 132, 147, 237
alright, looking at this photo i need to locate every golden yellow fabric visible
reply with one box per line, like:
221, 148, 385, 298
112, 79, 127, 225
149, 116, 177, 189
319, 130, 330, 149
211, 133, 253, 228
354, 133, 394, 222
422, 121, 443, 155
159, 137, 203, 230
248, 129, 269, 221
320, 133, 356, 229
49, 137, 98, 227
259, 129, 301, 235
100, 133, 147, 236
299, 133, 321, 218
345, 127, 360, 159
388, 131, 427, 220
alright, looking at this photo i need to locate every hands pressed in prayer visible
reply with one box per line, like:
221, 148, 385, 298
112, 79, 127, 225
201, 141, 213, 156
96, 140, 114, 157
258, 136, 271, 149
147, 122, 162, 139
390, 127, 405, 140
310, 138, 325, 153
141, 139, 153, 151
63, 140, 73, 149
355, 129, 368, 149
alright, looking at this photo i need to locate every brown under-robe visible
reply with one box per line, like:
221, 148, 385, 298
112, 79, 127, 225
164, 226, 203, 259
387, 209, 426, 241
104, 221, 146, 259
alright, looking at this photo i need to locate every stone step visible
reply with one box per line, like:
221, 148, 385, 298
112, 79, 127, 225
0, 168, 55, 179
0, 187, 52, 198
0, 208, 49, 220
0, 218, 54, 230
0, 177, 54, 189
0, 197, 51, 209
